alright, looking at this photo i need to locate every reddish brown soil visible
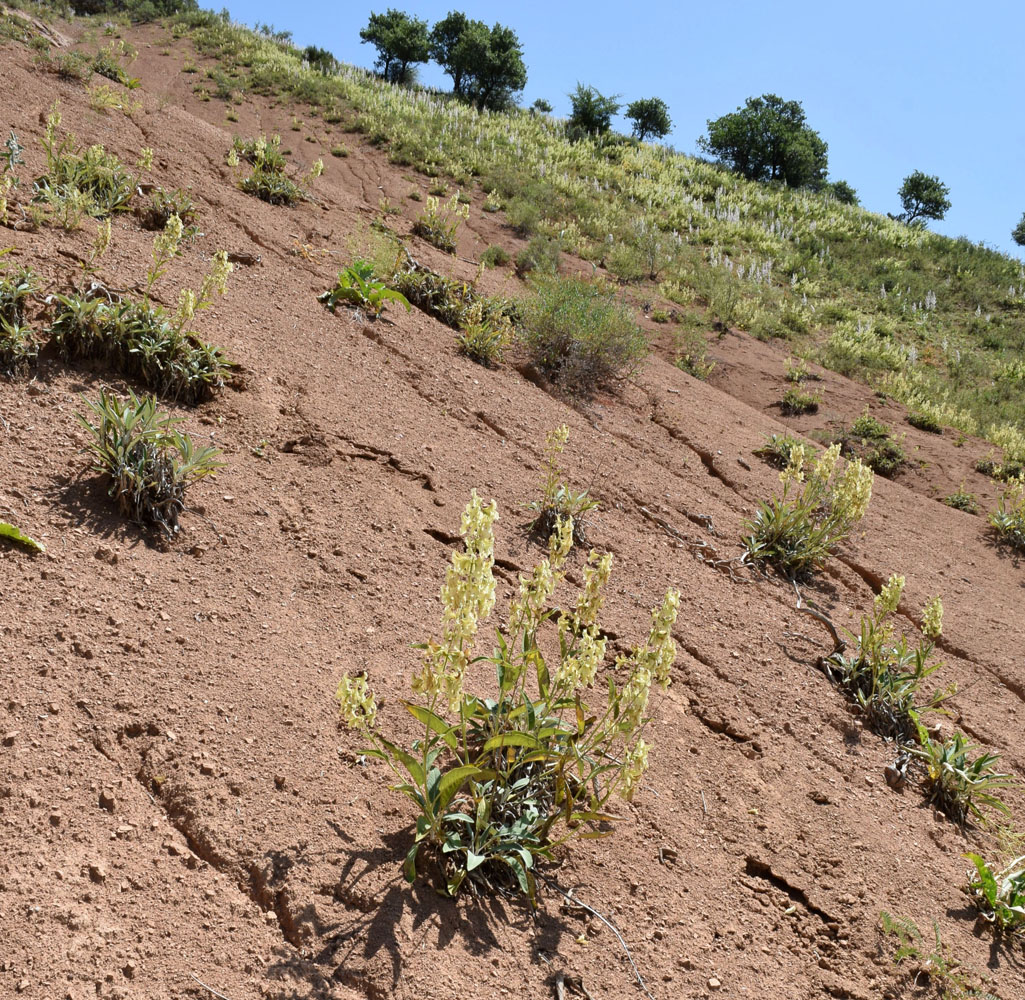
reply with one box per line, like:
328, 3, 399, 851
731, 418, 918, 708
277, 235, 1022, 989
2, 20, 1024, 1000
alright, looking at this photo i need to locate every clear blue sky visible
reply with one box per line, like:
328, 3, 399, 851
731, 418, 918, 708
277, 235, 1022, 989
220, 0, 1024, 258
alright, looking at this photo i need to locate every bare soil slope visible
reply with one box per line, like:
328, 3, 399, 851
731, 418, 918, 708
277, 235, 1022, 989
2, 21, 1023, 1000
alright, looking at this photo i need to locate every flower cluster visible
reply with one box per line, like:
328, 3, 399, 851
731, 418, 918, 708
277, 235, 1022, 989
412, 490, 497, 712
336, 674, 377, 733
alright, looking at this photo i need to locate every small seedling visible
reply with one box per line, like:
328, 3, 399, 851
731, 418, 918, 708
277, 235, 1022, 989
0, 260, 39, 375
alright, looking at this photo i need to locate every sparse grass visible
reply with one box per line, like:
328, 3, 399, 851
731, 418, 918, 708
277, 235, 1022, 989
518, 274, 647, 396
880, 911, 1001, 1000
78, 389, 223, 537
779, 386, 819, 415
336, 490, 679, 904
743, 443, 873, 578
170, 11, 1025, 465
330, 144, 348, 158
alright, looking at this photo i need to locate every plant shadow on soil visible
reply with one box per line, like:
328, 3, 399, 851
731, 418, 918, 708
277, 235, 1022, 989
264, 825, 562, 996
944, 901, 1025, 973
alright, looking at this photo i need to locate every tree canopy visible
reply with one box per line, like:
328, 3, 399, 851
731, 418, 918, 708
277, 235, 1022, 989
428, 11, 470, 95
359, 9, 430, 85
895, 171, 951, 227
625, 97, 672, 142
698, 94, 828, 188
568, 84, 620, 137
429, 14, 526, 111
1011, 213, 1025, 247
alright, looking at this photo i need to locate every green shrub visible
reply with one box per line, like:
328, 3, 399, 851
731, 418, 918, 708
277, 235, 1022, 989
336, 491, 679, 904
826, 575, 950, 741
91, 40, 139, 89
964, 854, 1025, 937
523, 425, 599, 543
330, 144, 349, 158
389, 261, 515, 332
911, 725, 1015, 825
754, 432, 806, 469
989, 476, 1025, 552
0, 264, 39, 375
519, 275, 648, 396
137, 187, 199, 234
779, 386, 819, 415
318, 259, 411, 320
229, 134, 321, 206
514, 234, 560, 277
943, 486, 978, 514
455, 302, 511, 368
78, 389, 222, 536
480, 245, 509, 269
33, 105, 137, 226
743, 443, 873, 578
784, 356, 816, 383
51, 220, 233, 403
840, 412, 906, 477
411, 194, 467, 254
907, 410, 942, 433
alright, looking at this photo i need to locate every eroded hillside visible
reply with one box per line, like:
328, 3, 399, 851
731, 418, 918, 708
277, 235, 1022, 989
1, 12, 1024, 1000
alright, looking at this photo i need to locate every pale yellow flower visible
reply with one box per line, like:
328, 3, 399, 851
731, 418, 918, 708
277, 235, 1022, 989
921, 596, 943, 639
620, 739, 649, 801
575, 549, 613, 627
874, 573, 905, 616
336, 674, 377, 732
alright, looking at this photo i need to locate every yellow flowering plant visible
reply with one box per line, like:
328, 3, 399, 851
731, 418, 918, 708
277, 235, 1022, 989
743, 442, 873, 577
826, 572, 953, 740
337, 491, 679, 904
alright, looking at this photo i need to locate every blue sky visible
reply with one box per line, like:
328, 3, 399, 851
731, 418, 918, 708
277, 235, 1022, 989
222, 0, 1024, 258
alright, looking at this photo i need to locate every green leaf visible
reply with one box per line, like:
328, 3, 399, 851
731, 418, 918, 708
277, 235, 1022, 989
402, 841, 421, 883
377, 735, 425, 787
964, 853, 998, 905
405, 703, 458, 750
466, 849, 487, 872
435, 765, 485, 812
481, 732, 543, 753
0, 521, 44, 553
